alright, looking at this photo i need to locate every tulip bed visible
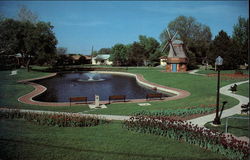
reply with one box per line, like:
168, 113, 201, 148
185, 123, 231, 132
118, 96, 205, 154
0, 109, 109, 127
133, 106, 215, 117
123, 116, 250, 160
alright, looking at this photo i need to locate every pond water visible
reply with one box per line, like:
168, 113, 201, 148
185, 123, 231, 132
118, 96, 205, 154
32, 72, 170, 102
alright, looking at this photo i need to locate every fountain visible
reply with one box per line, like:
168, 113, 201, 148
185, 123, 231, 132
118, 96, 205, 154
77, 72, 105, 82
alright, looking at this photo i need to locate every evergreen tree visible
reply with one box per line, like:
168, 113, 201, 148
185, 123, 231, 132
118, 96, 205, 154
208, 30, 237, 69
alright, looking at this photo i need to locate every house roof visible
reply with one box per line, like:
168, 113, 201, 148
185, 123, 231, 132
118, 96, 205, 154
84, 55, 92, 60
71, 55, 81, 60
94, 54, 110, 60
159, 56, 168, 59
168, 39, 187, 58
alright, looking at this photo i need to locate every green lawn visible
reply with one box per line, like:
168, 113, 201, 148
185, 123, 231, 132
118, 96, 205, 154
237, 83, 249, 97
0, 118, 228, 160
0, 67, 246, 115
205, 114, 249, 138
197, 69, 249, 75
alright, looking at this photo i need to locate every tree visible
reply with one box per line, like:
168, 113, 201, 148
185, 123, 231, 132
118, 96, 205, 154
127, 42, 145, 66
57, 47, 67, 55
0, 18, 57, 71
110, 44, 128, 66
98, 48, 111, 55
138, 35, 160, 65
34, 22, 57, 66
0, 19, 20, 56
208, 30, 237, 69
18, 5, 38, 23
232, 16, 248, 65
160, 16, 212, 67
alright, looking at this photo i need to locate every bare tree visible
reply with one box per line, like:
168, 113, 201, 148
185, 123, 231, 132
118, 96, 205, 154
18, 5, 38, 23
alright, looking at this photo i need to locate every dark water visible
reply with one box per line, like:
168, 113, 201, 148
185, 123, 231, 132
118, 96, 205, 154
32, 72, 170, 102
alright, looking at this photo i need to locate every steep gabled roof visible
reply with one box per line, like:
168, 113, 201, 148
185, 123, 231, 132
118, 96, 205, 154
168, 40, 187, 58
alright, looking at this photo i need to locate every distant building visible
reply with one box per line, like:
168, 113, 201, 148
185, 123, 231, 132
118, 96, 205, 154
70, 54, 81, 64
165, 40, 188, 72
159, 56, 168, 66
92, 54, 113, 65
84, 55, 92, 64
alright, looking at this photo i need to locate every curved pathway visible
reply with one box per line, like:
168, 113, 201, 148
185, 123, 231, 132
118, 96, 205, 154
188, 80, 249, 127
188, 69, 205, 76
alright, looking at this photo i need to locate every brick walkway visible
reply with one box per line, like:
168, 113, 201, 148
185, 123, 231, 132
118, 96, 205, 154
17, 71, 190, 106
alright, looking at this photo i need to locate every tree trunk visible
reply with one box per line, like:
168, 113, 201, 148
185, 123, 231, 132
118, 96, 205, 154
26, 58, 31, 72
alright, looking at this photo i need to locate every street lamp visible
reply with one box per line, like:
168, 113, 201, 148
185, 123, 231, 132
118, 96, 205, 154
213, 56, 223, 125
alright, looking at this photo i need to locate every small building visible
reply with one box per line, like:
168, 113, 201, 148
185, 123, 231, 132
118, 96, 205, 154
159, 56, 168, 66
92, 54, 113, 65
84, 55, 92, 64
70, 54, 81, 64
166, 40, 188, 72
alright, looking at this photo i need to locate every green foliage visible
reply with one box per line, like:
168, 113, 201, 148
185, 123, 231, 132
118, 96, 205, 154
110, 43, 128, 66
127, 42, 145, 66
98, 48, 111, 55
232, 16, 249, 65
0, 8, 57, 70
208, 30, 238, 69
138, 35, 160, 65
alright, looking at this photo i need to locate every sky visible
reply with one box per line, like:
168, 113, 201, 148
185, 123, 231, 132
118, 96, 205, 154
0, 1, 249, 55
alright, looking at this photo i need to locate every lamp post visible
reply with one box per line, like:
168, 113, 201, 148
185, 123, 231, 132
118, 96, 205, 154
213, 56, 223, 125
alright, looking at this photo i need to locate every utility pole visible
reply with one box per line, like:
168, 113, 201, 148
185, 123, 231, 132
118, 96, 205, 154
91, 46, 94, 64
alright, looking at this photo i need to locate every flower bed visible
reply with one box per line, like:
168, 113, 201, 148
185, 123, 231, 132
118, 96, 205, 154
123, 116, 250, 160
0, 109, 110, 127
133, 107, 215, 117
207, 73, 249, 81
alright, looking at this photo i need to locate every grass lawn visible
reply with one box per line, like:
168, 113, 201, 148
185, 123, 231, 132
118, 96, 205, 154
0, 67, 247, 115
196, 69, 249, 75
205, 114, 250, 138
0, 118, 228, 160
237, 83, 249, 97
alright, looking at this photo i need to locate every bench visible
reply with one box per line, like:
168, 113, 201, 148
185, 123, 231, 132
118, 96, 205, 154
69, 97, 88, 106
109, 95, 126, 104
241, 103, 249, 114
241, 108, 250, 114
230, 84, 237, 92
146, 93, 163, 100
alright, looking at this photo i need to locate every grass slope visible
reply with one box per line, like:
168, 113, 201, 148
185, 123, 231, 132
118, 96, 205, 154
237, 83, 249, 97
205, 114, 249, 138
0, 119, 227, 160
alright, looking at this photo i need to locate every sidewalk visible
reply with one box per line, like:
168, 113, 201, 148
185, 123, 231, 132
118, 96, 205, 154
188, 80, 249, 127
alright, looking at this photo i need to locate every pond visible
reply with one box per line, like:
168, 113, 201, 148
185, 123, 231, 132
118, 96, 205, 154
32, 72, 171, 102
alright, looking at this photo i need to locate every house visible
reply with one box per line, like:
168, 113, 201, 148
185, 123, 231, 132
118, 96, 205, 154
92, 54, 113, 65
159, 56, 168, 66
84, 55, 92, 64
70, 54, 81, 64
